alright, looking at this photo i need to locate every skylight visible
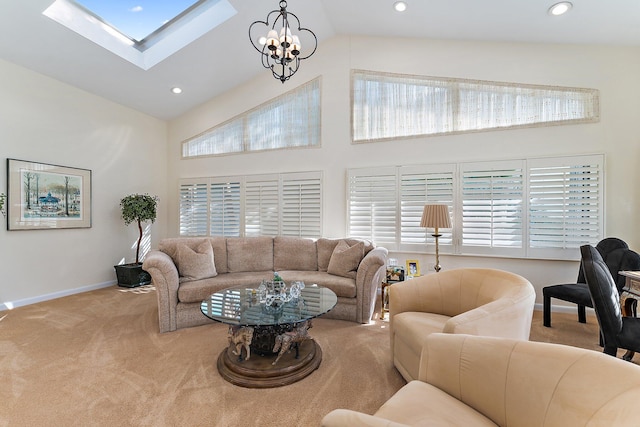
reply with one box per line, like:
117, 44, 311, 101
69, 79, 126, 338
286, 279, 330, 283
74, 0, 201, 42
43, 0, 236, 70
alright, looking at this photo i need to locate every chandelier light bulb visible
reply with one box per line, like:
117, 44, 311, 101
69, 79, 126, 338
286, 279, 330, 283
290, 35, 301, 56
266, 30, 279, 50
279, 26, 293, 47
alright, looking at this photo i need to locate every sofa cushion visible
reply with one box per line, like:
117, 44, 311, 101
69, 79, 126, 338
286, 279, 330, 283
278, 271, 357, 298
159, 237, 228, 274
327, 240, 364, 279
227, 237, 274, 273
317, 238, 374, 272
176, 240, 217, 281
274, 236, 318, 271
317, 238, 341, 272
178, 271, 273, 303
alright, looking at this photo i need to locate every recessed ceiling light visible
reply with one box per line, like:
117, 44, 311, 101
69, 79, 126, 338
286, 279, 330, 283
548, 2, 572, 16
171, 87, 183, 94
393, 1, 407, 12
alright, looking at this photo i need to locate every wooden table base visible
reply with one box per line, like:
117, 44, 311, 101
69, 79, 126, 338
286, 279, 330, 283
217, 339, 322, 388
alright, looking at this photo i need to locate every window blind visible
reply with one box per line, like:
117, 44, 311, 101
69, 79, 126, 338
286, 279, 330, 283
352, 70, 599, 143
182, 77, 321, 158
528, 155, 603, 258
347, 168, 397, 248
460, 161, 525, 257
346, 154, 602, 260
179, 180, 209, 236
179, 171, 322, 238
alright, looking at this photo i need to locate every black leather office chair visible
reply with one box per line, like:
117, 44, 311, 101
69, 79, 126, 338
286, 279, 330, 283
581, 244, 640, 361
542, 237, 637, 327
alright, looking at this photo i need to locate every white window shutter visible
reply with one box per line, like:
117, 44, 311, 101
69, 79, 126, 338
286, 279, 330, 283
245, 176, 280, 236
528, 154, 604, 260
209, 179, 241, 237
347, 168, 398, 249
399, 165, 455, 251
281, 172, 322, 238
460, 161, 525, 257
179, 179, 209, 236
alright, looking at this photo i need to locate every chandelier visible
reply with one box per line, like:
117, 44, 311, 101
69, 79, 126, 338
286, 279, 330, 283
248, 1, 317, 83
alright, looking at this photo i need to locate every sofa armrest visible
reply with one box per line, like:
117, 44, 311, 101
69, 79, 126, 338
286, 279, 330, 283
355, 246, 388, 323
322, 409, 408, 427
142, 250, 180, 333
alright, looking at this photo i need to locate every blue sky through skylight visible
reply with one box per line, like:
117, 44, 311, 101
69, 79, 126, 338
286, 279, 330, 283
75, 0, 200, 41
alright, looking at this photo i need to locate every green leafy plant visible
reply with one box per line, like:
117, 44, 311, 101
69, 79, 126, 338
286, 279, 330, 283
120, 193, 158, 263
0, 193, 5, 217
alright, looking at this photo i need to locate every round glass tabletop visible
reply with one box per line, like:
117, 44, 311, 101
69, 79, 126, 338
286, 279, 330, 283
200, 284, 337, 327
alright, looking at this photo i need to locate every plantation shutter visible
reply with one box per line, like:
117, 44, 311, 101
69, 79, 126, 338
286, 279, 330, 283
179, 179, 209, 236
245, 176, 279, 236
281, 172, 322, 238
399, 165, 455, 251
528, 154, 603, 260
209, 179, 241, 237
460, 161, 525, 257
347, 167, 398, 249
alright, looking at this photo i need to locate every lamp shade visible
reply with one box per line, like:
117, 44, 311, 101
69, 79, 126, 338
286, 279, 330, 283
420, 204, 451, 229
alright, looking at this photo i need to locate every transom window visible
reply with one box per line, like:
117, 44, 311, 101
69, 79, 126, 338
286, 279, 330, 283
182, 77, 321, 158
351, 70, 599, 143
347, 154, 604, 261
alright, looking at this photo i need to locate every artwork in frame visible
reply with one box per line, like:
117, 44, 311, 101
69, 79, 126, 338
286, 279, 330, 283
7, 159, 91, 230
406, 259, 420, 277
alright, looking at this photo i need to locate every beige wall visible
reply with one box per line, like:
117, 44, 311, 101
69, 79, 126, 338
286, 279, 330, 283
3, 35, 638, 311
0, 59, 168, 308
168, 36, 640, 308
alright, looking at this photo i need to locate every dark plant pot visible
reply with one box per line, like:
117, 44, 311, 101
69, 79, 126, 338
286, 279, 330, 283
114, 263, 151, 288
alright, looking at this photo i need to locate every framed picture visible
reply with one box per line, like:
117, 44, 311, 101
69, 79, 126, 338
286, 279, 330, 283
7, 159, 92, 230
386, 266, 405, 282
406, 259, 420, 277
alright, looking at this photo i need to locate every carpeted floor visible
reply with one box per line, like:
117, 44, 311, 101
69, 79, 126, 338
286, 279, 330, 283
0, 285, 632, 426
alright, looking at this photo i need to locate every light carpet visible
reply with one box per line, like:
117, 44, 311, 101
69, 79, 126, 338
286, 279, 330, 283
0, 285, 630, 426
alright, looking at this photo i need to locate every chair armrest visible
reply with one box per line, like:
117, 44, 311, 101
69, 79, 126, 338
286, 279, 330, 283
142, 250, 180, 332
443, 289, 535, 340
322, 409, 408, 427
355, 246, 388, 323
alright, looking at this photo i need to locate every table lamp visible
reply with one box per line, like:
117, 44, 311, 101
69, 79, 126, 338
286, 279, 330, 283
420, 204, 452, 272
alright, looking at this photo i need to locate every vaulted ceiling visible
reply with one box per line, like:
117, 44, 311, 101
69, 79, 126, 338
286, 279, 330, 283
1, 0, 638, 120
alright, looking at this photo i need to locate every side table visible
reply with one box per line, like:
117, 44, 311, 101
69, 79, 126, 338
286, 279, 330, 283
620, 271, 640, 361
380, 281, 399, 319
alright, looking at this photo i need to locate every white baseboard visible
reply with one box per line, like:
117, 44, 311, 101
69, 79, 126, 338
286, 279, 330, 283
0, 281, 116, 311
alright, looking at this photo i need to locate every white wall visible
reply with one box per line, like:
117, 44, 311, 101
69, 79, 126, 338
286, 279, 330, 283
167, 36, 640, 307
0, 59, 168, 308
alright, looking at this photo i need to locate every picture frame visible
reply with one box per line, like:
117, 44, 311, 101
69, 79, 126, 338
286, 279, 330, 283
7, 159, 92, 230
406, 259, 420, 277
386, 265, 405, 282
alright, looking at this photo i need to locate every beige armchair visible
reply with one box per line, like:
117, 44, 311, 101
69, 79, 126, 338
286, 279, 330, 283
389, 268, 535, 381
322, 333, 640, 427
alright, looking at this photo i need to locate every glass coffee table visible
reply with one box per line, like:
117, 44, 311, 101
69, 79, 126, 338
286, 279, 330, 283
200, 283, 337, 388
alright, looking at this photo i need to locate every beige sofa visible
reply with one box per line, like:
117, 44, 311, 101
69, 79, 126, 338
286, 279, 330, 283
142, 236, 388, 332
389, 268, 535, 381
322, 333, 640, 426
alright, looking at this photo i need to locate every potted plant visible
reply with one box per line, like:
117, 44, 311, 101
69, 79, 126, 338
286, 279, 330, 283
114, 193, 158, 287
0, 192, 5, 217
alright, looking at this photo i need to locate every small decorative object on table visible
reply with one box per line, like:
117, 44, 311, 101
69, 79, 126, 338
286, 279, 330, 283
258, 272, 305, 309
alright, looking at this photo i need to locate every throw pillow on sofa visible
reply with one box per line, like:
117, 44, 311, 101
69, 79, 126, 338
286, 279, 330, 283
327, 240, 364, 279
176, 240, 217, 281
